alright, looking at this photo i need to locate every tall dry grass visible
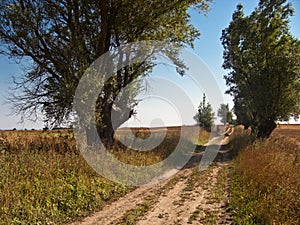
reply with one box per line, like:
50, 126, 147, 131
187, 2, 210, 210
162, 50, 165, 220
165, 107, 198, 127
0, 127, 210, 224
114, 127, 210, 166
0, 130, 130, 224
230, 132, 300, 224
0, 130, 78, 154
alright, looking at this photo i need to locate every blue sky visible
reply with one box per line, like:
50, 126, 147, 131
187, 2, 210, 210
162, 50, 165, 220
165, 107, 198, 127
0, 0, 299, 129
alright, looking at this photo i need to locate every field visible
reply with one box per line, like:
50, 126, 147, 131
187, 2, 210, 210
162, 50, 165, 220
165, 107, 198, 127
0, 130, 128, 224
0, 125, 299, 224
0, 127, 210, 225
272, 124, 300, 142
230, 124, 300, 224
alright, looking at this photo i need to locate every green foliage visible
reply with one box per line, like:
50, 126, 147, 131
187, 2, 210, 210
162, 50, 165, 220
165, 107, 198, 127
221, 0, 300, 138
0, 147, 129, 224
232, 97, 253, 129
194, 94, 215, 131
118, 202, 151, 225
0, 0, 212, 143
217, 103, 233, 125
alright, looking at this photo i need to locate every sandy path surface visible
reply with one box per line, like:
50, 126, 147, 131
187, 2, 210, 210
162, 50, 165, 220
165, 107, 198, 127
69, 162, 231, 225
69, 176, 172, 225
137, 164, 231, 225
69, 133, 234, 225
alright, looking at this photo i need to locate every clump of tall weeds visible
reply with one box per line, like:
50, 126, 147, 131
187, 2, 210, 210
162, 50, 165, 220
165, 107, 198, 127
230, 134, 300, 225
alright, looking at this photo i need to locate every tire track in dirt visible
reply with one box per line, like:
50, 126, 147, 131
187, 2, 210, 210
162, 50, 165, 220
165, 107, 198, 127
193, 163, 232, 225
136, 175, 191, 225
137, 174, 208, 224
136, 163, 231, 225
69, 169, 191, 225
69, 162, 232, 225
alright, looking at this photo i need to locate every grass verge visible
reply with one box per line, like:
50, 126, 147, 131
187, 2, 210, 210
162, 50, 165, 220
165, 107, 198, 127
0, 141, 130, 225
229, 135, 300, 225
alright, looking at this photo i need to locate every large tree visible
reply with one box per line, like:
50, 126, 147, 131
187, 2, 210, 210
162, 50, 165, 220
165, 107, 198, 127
0, 0, 212, 144
221, 0, 300, 139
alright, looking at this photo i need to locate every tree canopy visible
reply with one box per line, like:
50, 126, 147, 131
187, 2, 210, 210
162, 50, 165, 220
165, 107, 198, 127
221, 0, 300, 138
0, 0, 212, 143
217, 103, 233, 125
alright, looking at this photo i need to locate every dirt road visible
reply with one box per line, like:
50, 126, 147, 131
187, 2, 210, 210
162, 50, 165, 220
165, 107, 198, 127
70, 149, 232, 225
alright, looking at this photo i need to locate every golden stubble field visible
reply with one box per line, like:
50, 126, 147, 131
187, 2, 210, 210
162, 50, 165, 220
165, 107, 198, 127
272, 124, 300, 142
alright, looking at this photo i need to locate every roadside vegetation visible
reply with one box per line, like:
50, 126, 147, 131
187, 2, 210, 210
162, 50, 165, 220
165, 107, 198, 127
0, 130, 129, 225
0, 127, 209, 225
229, 126, 300, 225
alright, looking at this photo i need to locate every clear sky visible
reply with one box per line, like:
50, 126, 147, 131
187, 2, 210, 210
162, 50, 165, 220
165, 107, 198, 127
0, 0, 299, 129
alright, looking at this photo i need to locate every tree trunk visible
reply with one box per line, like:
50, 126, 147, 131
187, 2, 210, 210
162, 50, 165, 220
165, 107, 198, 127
97, 103, 115, 147
256, 119, 277, 139
96, 102, 134, 147
86, 126, 100, 147
84, 119, 115, 148
98, 123, 115, 147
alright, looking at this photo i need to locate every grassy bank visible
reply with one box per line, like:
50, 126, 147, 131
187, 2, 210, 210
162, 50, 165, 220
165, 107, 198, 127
230, 132, 300, 224
0, 130, 130, 225
0, 128, 209, 224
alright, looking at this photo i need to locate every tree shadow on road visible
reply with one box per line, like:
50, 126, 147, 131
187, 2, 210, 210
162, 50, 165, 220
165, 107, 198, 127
182, 143, 232, 170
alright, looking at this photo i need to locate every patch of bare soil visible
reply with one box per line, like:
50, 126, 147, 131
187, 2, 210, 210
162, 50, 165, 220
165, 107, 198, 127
137, 163, 231, 225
